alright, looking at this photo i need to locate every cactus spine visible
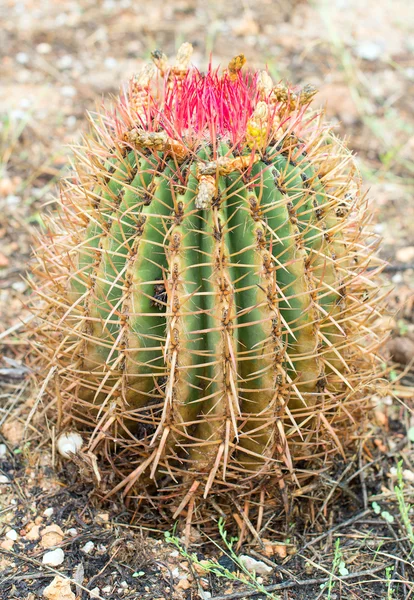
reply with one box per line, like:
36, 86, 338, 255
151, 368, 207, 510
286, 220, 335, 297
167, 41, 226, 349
32, 44, 384, 527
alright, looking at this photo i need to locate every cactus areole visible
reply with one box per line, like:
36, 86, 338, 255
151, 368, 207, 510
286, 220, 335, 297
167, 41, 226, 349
32, 44, 384, 530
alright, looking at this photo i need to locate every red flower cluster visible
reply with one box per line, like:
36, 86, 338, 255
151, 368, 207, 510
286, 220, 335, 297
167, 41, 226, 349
160, 67, 261, 144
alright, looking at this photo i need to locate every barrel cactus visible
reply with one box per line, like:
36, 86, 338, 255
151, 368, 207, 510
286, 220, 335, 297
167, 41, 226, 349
32, 44, 384, 529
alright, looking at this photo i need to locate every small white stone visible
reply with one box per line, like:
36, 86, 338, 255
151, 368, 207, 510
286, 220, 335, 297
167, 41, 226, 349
102, 585, 112, 593
6, 529, 18, 541
12, 281, 27, 293
43, 507, 54, 517
16, 52, 29, 64
43, 548, 65, 566
354, 41, 383, 61
120, 581, 128, 588
66, 528, 78, 537
57, 432, 83, 458
239, 555, 273, 575
57, 55, 73, 70
81, 541, 94, 554
396, 246, 414, 263
104, 57, 117, 69
90, 588, 101, 598
6, 194, 20, 207
60, 86, 77, 98
169, 550, 179, 558
0, 444, 7, 458
0, 475, 10, 484
403, 469, 414, 483
172, 567, 180, 578
37, 43, 52, 54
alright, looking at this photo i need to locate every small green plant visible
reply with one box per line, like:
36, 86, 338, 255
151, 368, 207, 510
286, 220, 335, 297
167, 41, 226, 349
320, 539, 348, 599
0, 111, 31, 172
165, 518, 281, 599
394, 461, 414, 550
397, 319, 409, 336
389, 369, 399, 383
372, 501, 395, 524
385, 565, 395, 599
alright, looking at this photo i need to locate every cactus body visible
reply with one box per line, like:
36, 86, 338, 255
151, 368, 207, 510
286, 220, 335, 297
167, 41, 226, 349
32, 45, 384, 526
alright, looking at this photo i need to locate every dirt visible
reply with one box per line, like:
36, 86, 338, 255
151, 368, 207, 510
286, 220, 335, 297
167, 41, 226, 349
0, 0, 413, 598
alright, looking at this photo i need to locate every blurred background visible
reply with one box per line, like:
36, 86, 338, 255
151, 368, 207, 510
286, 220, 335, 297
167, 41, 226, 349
0, 0, 413, 351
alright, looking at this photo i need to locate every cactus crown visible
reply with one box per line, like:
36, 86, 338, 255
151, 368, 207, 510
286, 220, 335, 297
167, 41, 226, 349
32, 44, 384, 533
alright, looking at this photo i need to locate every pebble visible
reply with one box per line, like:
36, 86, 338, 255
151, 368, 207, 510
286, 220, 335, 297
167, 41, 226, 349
176, 577, 191, 591
12, 280, 28, 292
6, 529, 18, 541
238, 555, 273, 575
0, 475, 10, 484
90, 588, 101, 598
60, 86, 77, 98
390, 467, 414, 483
66, 528, 78, 537
37, 43, 52, 54
66, 115, 77, 128
6, 195, 20, 208
57, 55, 73, 70
354, 40, 383, 61
96, 513, 109, 523
396, 246, 414, 263
43, 507, 54, 517
16, 52, 29, 64
43, 576, 75, 600
57, 432, 83, 458
40, 524, 64, 548
42, 548, 65, 566
0, 444, 7, 458
25, 524, 41, 541
81, 541, 95, 554
104, 57, 118, 69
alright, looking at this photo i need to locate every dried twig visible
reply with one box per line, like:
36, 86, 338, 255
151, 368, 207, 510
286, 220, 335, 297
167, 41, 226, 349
299, 508, 371, 553
209, 562, 393, 599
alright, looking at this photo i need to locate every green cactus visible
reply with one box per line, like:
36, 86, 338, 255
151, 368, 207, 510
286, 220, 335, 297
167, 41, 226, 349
32, 44, 384, 527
